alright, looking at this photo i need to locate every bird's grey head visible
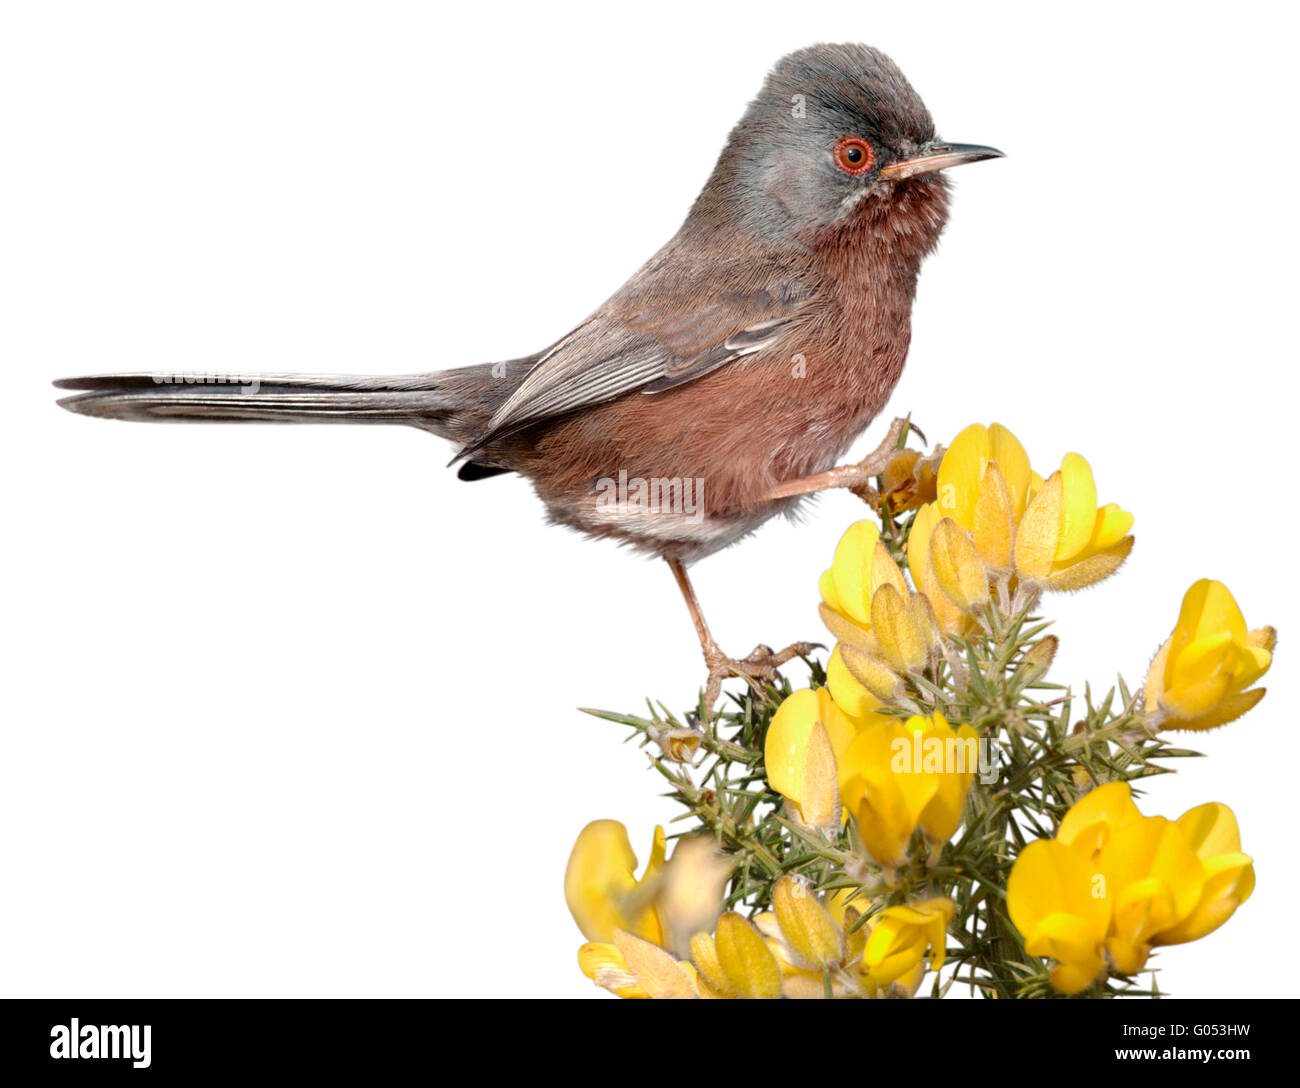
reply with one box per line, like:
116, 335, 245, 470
693, 44, 1000, 247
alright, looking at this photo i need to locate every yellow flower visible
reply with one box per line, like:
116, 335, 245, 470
1144, 579, 1274, 731
1093, 815, 1206, 975
909, 423, 1033, 630
576, 938, 650, 999
880, 448, 939, 514
819, 519, 908, 631
838, 713, 979, 870
1007, 838, 1110, 994
1013, 452, 1133, 590
603, 877, 952, 1000
754, 882, 943, 998
755, 884, 872, 998
861, 897, 953, 990
871, 584, 937, 672
935, 423, 1035, 532
568, 821, 730, 997
764, 687, 864, 831
690, 913, 783, 999
837, 641, 906, 703
1009, 782, 1254, 991
576, 933, 699, 999
771, 875, 845, 972
565, 820, 666, 946
907, 502, 971, 635
819, 519, 942, 696
1056, 780, 1144, 859
917, 423, 1133, 597
825, 644, 886, 720
1154, 803, 1255, 946
928, 515, 990, 614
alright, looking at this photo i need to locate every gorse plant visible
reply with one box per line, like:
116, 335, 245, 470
565, 423, 1271, 999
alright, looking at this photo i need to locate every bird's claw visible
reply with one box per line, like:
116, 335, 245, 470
701, 641, 823, 711
844, 417, 912, 501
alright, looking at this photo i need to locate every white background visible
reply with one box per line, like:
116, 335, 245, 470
2, 1, 1295, 998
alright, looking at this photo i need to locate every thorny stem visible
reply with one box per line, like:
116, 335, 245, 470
584, 499, 1199, 997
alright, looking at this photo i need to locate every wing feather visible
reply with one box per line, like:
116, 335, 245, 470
458, 271, 815, 457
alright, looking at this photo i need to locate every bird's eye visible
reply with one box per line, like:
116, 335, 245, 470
833, 135, 875, 176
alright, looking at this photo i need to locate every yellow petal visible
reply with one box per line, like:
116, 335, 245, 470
826, 644, 884, 721
564, 820, 655, 943
1097, 817, 1205, 953
830, 521, 882, 626
1153, 853, 1254, 945
1155, 580, 1271, 724
870, 583, 927, 672
1154, 808, 1255, 947
1007, 839, 1109, 981
797, 721, 841, 832
1164, 636, 1242, 722
839, 642, 903, 703
1160, 688, 1266, 732
917, 719, 979, 844
1090, 503, 1134, 551
1015, 471, 1064, 581
910, 591, 943, 653
930, 517, 989, 612
817, 602, 873, 651
972, 461, 1014, 570
1056, 781, 1143, 859
988, 423, 1033, 517
764, 688, 857, 814
773, 877, 843, 970
1044, 536, 1133, 591
1168, 580, 1249, 663
818, 569, 843, 615
611, 929, 697, 999
908, 503, 967, 634
869, 540, 909, 599
936, 423, 990, 527
688, 932, 736, 997
577, 941, 648, 998
862, 897, 953, 985
1055, 453, 1099, 563
714, 913, 783, 999
840, 720, 939, 868
763, 689, 818, 804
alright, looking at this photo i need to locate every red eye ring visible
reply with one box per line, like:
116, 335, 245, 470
833, 135, 875, 176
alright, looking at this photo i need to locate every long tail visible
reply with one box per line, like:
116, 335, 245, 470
54, 361, 533, 452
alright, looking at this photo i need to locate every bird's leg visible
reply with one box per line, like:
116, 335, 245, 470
667, 557, 820, 710
762, 416, 912, 505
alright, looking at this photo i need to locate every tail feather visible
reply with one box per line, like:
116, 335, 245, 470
54, 361, 537, 451
56, 372, 454, 425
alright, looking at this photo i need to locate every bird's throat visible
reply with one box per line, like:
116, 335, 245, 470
814, 176, 951, 297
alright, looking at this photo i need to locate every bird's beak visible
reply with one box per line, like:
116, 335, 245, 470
879, 142, 1004, 181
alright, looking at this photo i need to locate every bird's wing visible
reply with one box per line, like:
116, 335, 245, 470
459, 267, 815, 457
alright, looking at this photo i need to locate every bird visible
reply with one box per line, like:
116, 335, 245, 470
55, 43, 1001, 706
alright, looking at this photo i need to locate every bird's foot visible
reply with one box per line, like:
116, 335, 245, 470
842, 417, 914, 502
761, 416, 919, 504
701, 641, 823, 711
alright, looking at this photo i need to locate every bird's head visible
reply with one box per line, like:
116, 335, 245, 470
696, 43, 1001, 249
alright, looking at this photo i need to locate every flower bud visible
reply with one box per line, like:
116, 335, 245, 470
870, 583, 927, 672
930, 517, 990, 613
